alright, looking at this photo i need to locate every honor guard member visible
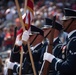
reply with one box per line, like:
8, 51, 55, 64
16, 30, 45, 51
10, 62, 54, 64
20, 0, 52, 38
7, 26, 49, 75
10, 25, 44, 63
45, 18, 68, 60
43, 8, 76, 75
52, 18, 68, 75
53, 21, 68, 60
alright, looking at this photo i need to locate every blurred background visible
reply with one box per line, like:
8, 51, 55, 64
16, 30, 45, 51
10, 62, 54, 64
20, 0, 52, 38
0, 0, 76, 63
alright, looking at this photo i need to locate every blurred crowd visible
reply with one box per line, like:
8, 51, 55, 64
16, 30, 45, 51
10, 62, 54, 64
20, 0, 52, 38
0, 0, 76, 56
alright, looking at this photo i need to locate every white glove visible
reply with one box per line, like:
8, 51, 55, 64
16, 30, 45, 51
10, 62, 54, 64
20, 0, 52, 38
7, 61, 17, 70
43, 52, 55, 63
15, 34, 22, 46
22, 30, 29, 42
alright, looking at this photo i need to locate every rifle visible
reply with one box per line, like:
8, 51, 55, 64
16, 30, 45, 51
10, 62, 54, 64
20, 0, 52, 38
39, 16, 56, 75
8, 27, 17, 75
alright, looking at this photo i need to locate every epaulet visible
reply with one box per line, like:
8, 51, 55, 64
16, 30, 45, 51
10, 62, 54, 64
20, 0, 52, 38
68, 30, 76, 39
67, 37, 76, 53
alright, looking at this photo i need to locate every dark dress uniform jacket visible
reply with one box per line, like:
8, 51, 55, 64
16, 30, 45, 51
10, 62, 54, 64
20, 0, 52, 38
51, 37, 76, 75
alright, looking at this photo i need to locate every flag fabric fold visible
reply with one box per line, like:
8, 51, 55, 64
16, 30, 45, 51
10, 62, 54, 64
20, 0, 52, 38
22, 0, 34, 32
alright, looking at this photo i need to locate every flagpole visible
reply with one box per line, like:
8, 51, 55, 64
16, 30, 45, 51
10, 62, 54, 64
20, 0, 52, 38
15, 0, 37, 75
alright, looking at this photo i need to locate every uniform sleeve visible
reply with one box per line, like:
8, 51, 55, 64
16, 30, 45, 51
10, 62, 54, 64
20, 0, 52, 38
13, 60, 31, 74
52, 58, 73, 74
10, 45, 20, 63
52, 37, 76, 74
